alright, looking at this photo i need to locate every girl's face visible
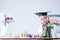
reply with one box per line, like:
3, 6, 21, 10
40, 16, 49, 25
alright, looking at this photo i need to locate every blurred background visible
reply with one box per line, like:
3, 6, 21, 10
0, 0, 60, 38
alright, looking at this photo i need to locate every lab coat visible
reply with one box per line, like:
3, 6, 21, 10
38, 24, 60, 38
51, 24, 60, 38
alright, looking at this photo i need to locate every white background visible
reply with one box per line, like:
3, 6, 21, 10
0, 0, 60, 37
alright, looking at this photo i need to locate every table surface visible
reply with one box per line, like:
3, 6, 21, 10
0, 38, 60, 40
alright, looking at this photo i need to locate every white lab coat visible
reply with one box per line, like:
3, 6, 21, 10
38, 24, 60, 38
51, 24, 60, 38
